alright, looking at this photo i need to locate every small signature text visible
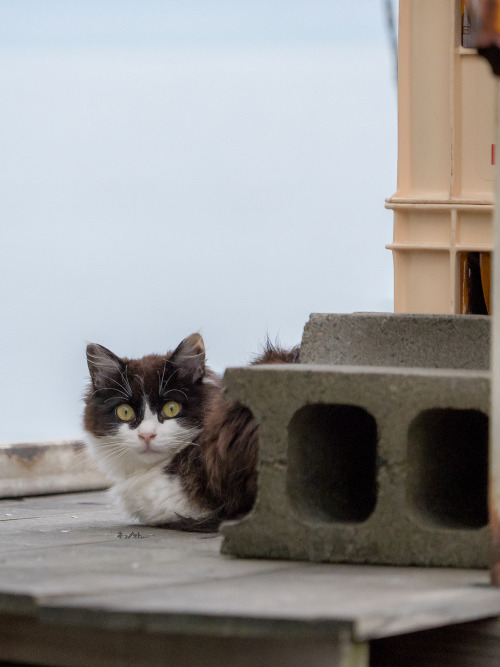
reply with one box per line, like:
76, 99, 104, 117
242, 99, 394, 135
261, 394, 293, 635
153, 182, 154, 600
117, 530, 146, 539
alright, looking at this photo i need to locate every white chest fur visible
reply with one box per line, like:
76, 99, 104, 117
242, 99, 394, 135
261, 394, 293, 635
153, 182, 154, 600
111, 466, 211, 524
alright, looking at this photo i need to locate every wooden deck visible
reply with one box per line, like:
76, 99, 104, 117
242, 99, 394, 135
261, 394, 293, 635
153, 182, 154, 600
2, 490, 500, 666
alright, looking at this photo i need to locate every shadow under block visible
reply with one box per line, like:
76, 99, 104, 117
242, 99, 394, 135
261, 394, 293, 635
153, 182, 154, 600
220, 364, 490, 567
300, 313, 490, 370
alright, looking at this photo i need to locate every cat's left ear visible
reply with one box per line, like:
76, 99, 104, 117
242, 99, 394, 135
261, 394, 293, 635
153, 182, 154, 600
86, 343, 126, 390
170, 333, 206, 383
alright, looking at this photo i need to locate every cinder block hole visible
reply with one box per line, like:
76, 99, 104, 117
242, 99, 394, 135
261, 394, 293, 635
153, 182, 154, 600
407, 409, 488, 529
287, 404, 377, 523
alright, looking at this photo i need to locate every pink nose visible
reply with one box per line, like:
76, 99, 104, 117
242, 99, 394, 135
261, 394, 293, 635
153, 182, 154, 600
138, 432, 157, 447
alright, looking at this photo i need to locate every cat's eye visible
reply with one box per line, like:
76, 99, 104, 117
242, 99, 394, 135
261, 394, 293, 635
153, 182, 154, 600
116, 404, 135, 422
162, 401, 181, 419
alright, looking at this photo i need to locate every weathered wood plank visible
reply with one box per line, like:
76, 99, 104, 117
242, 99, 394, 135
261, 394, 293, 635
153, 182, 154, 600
0, 492, 301, 621
39, 563, 500, 641
0, 613, 364, 667
2, 490, 500, 648
0, 441, 109, 498
0, 489, 114, 516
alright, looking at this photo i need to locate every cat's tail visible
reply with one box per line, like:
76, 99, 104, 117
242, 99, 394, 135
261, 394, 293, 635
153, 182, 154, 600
160, 511, 226, 533
250, 336, 300, 365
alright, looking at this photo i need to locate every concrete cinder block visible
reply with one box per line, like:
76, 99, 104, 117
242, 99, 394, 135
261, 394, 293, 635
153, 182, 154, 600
301, 313, 490, 369
221, 364, 490, 568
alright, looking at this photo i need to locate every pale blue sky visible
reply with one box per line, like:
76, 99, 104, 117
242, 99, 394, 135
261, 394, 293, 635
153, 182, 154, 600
0, 1, 398, 442
0, 1, 387, 49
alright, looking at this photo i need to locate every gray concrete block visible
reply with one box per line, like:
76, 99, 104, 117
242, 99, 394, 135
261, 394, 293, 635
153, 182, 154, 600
221, 364, 490, 568
300, 313, 490, 369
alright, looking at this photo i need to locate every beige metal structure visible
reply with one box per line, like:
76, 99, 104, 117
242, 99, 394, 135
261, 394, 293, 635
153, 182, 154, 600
491, 79, 500, 585
386, 0, 496, 314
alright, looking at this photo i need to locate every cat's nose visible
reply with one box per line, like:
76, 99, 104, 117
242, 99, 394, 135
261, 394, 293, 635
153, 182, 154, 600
138, 432, 157, 447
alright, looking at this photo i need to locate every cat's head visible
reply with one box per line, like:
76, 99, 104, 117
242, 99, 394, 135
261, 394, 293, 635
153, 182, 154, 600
83, 333, 220, 478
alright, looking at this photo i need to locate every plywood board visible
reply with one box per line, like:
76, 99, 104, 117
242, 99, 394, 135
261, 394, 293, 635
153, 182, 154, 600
1, 491, 500, 644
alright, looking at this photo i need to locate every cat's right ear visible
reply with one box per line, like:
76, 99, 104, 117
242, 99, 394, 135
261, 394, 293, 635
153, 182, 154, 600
169, 333, 206, 383
86, 343, 125, 389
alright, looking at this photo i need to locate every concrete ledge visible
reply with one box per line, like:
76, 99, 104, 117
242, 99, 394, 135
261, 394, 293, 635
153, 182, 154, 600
300, 313, 490, 369
0, 440, 109, 498
221, 364, 490, 568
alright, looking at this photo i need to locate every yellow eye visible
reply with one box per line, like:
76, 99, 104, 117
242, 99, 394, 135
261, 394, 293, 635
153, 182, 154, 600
116, 404, 135, 422
162, 401, 181, 419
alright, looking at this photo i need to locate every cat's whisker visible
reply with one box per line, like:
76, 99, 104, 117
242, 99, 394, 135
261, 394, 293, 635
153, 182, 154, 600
90, 373, 131, 398
161, 388, 188, 401
103, 397, 125, 405
123, 366, 132, 393
93, 447, 130, 467
130, 369, 142, 393
158, 361, 170, 395
116, 373, 133, 396
89, 386, 129, 401
162, 367, 180, 390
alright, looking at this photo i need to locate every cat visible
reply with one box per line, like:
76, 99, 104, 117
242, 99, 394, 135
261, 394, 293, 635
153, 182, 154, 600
83, 333, 299, 531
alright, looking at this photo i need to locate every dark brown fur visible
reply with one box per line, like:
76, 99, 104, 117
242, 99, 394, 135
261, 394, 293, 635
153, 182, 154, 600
164, 340, 299, 529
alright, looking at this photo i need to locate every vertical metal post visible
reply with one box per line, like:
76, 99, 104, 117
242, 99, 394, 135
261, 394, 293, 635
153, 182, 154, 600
490, 76, 500, 586
465, 0, 500, 585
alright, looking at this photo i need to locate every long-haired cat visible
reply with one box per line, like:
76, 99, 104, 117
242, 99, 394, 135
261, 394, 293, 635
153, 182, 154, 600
83, 333, 298, 530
